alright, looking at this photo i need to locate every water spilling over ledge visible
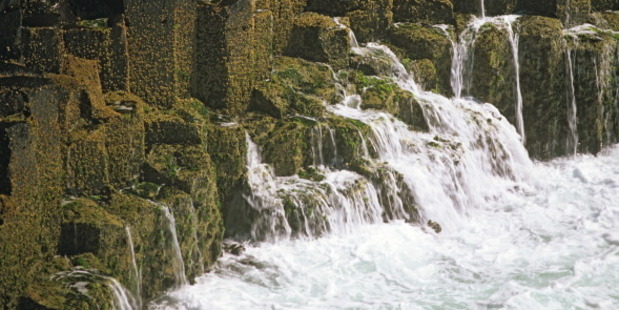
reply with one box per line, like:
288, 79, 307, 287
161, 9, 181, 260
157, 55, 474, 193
152, 24, 618, 309
2, 0, 619, 309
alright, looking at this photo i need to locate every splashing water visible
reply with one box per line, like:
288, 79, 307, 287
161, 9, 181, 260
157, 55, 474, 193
151, 23, 619, 310
150, 145, 619, 309
448, 15, 525, 143
565, 37, 579, 156
55, 268, 138, 310
160, 204, 189, 288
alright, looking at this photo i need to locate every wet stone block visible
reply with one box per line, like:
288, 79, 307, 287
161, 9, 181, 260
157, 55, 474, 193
58, 223, 101, 256
0, 9, 22, 60
21, 27, 67, 73
64, 26, 129, 92
0, 124, 11, 195
67, 0, 125, 20
285, 12, 350, 70
66, 131, 110, 195
393, 0, 454, 24
20, 0, 76, 26
194, 0, 254, 111
145, 119, 202, 146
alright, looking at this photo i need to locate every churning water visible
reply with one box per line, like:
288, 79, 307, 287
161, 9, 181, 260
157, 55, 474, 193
149, 18, 619, 310
151, 145, 619, 309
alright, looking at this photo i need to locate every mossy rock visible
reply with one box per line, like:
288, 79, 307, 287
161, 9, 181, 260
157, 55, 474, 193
259, 0, 307, 54
142, 144, 216, 197
453, 0, 517, 16
393, 0, 454, 24
144, 111, 203, 146
158, 186, 223, 282
518, 15, 570, 159
20, 256, 123, 310
305, 0, 365, 15
570, 35, 619, 154
365, 163, 421, 223
250, 80, 326, 118
326, 116, 375, 166
207, 123, 247, 200
66, 128, 111, 196
350, 53, 394, 76
591, 0, 619, 11
468, 23, 516, 117
57, 198, 138, 304
20, 27, 67, 74
387, 23, 452, 96
516, 0, 560, 17
285, 12, 350, 70
350, 71, 429, 131
592, 11, 619, 31
271, 56, 340, 104
106, 192, 183, 301
102, 91, 146, 188
346, 0, 393, 43
256, 119, 313, 176
409, 58, 439, 92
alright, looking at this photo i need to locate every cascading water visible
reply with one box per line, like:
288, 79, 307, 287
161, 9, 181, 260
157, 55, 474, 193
564, 24, 619, 152
449, 15, 526, 143
565, 37, 580, 155
54, 268, 138, 310
160, 204, 189, 288
125, 227, 143, 309
151, 21, 619, 310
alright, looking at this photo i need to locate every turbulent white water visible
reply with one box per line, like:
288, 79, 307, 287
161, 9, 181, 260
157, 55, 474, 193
149, 23, 619, 310
154, 143, 619, 309
151, 146, 619, 309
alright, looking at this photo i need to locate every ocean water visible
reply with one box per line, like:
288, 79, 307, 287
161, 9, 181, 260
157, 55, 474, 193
151, 146, 619, 310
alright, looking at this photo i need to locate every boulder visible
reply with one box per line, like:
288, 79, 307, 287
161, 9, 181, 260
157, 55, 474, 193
64, 24, 130, 92
393, 0, 455, 24
193, 0, 269, 112
21, 27, 67, 73
125, 0, 197, 107
145, 116, 203, 146
285, 12, 350, 70
518, 16, 570, 159
590, 0, 619, 11
469, 23, 516, 119
570, 33, 619, 153
387, 23, 452, 95
346, 0, 393, 43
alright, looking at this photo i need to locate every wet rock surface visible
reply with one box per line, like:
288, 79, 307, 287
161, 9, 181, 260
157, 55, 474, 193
1, 0, 619, 308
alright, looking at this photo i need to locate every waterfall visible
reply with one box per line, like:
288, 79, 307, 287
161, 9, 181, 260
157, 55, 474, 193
480, 0, 486, 18
241, 133, 385, 240
242, 133, 292, 241
160, 204, 188, 288
565, 40, 579, 155
237, 37, 531, 240
125, 227, 142, 309
53, 268, 138, 310
333, 17, 360, 48
449, 15, 525, 143
503, 16, 525, 144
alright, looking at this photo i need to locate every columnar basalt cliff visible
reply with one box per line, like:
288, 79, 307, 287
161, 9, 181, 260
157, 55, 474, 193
1, 0, 619, 308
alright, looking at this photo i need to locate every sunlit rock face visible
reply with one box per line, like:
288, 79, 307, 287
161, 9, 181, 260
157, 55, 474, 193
1, 0, 619, 309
